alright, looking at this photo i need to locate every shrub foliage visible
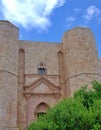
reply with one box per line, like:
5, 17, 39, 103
28, 81, 101, 130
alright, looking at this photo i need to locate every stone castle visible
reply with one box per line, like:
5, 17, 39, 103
0, 20, 101, 130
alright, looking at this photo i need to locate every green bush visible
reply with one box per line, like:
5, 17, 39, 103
28, 81, 101, 130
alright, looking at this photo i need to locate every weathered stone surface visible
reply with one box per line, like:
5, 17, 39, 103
99, 59, 101, 74
0, 127, 18, 130
0, 20, 101, 129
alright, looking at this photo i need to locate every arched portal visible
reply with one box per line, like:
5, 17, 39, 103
35, 102, 49, 119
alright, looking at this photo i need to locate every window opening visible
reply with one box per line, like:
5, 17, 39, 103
38, 63, 46, 75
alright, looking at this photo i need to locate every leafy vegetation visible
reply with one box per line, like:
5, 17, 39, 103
28, 81, 101, 130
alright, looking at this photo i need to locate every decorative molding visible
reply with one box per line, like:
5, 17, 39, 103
23, 77, 61, 98
24, 77, 60, 90
0, 70, 18, 76
24, 93, 31, 100
65, 72, 101, 83
25, 73, 59, 78
23, 92, 61, 96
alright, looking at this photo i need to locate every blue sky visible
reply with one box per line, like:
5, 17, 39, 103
0, 0, 101, 57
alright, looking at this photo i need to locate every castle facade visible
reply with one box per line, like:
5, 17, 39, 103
0, 20, 101, 130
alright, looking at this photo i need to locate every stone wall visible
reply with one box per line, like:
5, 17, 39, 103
19, 41, 59, 75
98, 58, 101, 74
66, 73, 101, 95
0, 20, 101, 129
0, 20, 19, 39
18, 41, 61, 128
62, 27, 99, 95
0, 21, 18, 130
62, 28, 98, 77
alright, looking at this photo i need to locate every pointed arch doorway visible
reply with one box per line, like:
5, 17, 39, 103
35, 102, 49, 119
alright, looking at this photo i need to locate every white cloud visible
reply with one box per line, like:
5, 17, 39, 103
1, 0, 65, 30
74, 8, 82, 14
83, 5, 101, 22
66, 16, 75, 27
66, 16, 75, 22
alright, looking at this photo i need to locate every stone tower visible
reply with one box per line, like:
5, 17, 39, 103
0, 20, 101, 130
62, 27, 99, 93
0, 21, 19, 130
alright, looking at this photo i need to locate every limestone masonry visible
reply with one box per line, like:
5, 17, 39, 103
0, 20, 101, 130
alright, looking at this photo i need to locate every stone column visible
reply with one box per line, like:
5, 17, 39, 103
25, 94, 31, 127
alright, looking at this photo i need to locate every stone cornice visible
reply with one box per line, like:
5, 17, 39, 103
23, 92, 61, 96
25, 73, 59, 78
